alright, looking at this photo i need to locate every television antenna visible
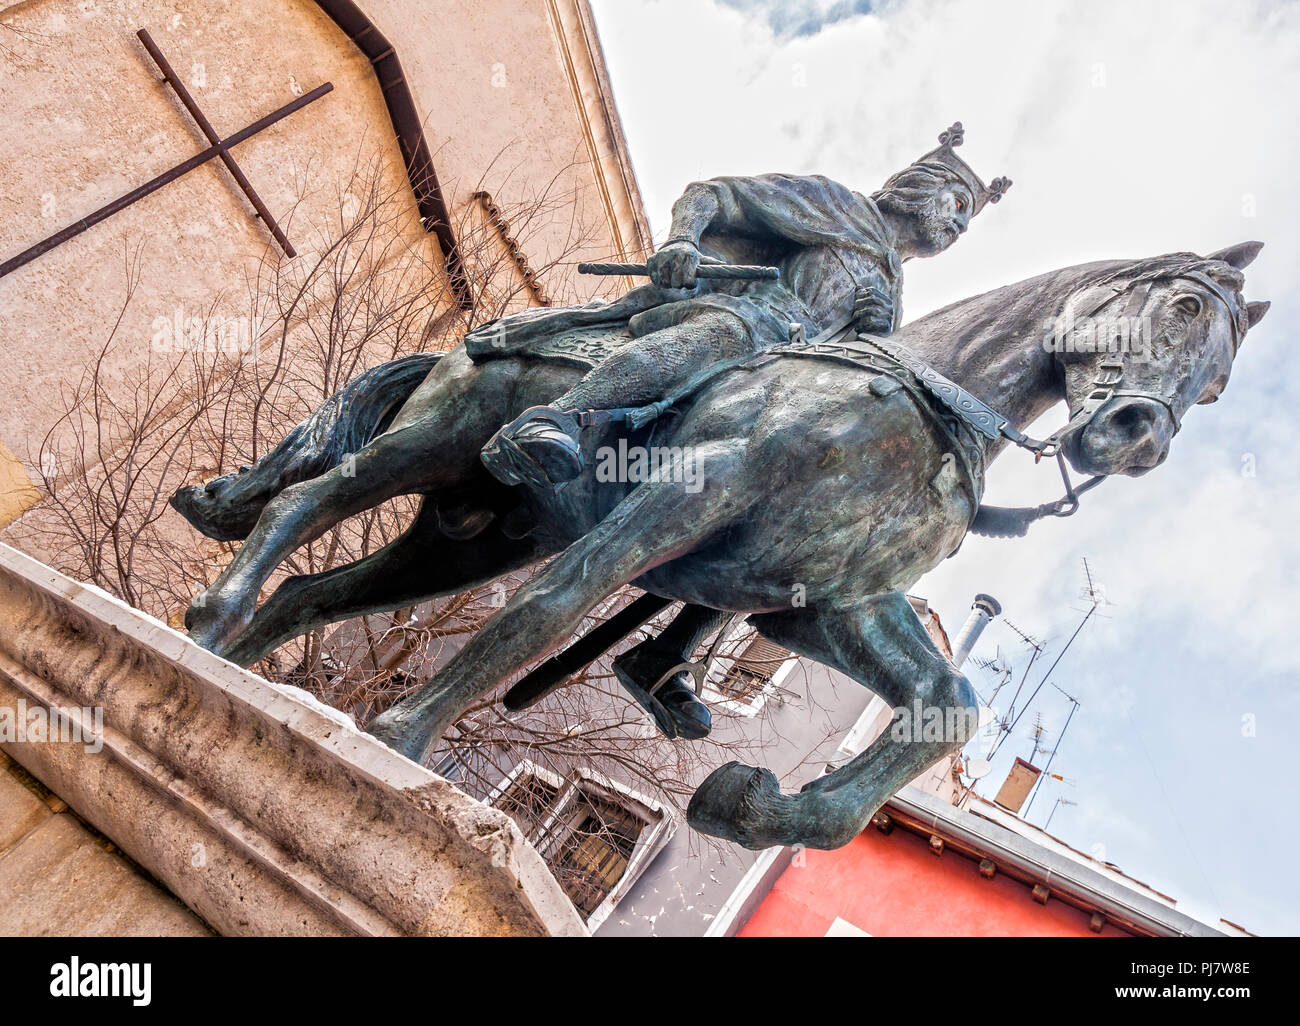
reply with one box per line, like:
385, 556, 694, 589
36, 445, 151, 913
1045, 796, 1078, 831
1004, 619, 1045, 652
972, 648, 1013, 712
993, 560, 1103, 756
989, 621, 1045, 748
1025, 712, 1052, 762
1024, 692, 1082, 818
1075, 556, 1115, 615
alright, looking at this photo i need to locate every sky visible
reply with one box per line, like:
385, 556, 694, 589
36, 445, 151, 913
589, 0, 1300, 935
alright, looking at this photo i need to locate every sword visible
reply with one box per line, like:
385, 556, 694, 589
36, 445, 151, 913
578, 261, 779, 280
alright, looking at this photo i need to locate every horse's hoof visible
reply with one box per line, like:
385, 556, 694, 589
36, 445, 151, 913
169, 479, 255, 542
367, 710, 430, 763
184, 591, 251, 657
687, 761, 789, 849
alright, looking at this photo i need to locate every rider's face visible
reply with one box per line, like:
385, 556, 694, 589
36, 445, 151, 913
898, 184, 973, 258
922, 184, 973, 254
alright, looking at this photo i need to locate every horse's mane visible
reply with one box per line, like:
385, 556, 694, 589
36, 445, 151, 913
900, 252, 1246, 360
1090, 252, 1245, 295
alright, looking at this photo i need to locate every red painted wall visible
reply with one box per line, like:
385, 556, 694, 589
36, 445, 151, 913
739, 824, 1133, 937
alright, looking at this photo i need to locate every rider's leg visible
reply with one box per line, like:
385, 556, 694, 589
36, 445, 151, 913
612, 604, 733, 740
555, 311, 752, 412
481, 309, 753, 488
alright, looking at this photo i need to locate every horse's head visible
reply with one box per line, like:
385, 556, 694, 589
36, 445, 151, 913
1053, 242, 1271, 478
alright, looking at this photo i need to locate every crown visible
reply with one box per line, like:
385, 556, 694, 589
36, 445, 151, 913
903, 122, 1012, 215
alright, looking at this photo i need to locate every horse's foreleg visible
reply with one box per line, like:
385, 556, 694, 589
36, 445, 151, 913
368, 450, 747, 764
687, 591, 978, 850
220, 501, 544, 667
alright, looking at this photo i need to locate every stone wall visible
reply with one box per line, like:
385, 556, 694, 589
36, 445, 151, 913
0, 750, 211, 936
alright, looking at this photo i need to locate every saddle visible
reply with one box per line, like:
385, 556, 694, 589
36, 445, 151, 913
465, 321, 635, 370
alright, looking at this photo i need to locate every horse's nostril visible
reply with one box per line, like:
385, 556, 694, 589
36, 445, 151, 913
1112, 403, 1149, 438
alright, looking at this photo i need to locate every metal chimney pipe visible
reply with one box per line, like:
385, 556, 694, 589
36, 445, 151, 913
950, 593, 1002, 667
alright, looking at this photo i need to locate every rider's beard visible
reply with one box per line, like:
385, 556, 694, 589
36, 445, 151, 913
916, 202, 959, 253
876, 185, 959, 256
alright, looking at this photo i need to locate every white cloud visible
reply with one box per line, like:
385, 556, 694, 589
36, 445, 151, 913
591, 0, 1300, 934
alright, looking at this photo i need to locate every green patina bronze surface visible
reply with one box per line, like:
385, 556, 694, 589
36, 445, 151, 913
170, 123, 1268, 850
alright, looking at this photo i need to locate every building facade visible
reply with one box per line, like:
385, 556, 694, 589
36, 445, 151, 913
732, 785, 1249, 937
0, 0, 650, 528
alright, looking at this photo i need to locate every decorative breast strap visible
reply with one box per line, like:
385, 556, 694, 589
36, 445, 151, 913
855, 335, 1044, 451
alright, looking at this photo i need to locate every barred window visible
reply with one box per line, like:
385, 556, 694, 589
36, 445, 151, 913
550, 794, 642, 918
494, 772, 562, 840
715, 636, 793, 705
489, 765, 667, 925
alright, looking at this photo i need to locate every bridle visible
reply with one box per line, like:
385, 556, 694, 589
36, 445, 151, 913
1015, 270, 1243, 463
871, 268, 1240, 532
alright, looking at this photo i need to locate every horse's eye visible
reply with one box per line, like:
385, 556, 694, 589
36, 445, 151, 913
956, 197, 967, 213
1176, 295, 1203, 317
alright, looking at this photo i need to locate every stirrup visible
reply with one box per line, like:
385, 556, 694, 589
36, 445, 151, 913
647, 660, 707, 698
612, 657, 710, 740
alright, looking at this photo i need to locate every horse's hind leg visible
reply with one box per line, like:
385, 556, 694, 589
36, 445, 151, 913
186, 356, 516, 653
220, 502, 543, 667
687, 591, 979, 850
368, 443, 749, 763
171, 353, 443, 542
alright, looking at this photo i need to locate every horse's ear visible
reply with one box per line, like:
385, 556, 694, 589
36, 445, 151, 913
1208, 241, 1264, 269
1246, 300, 1270, 330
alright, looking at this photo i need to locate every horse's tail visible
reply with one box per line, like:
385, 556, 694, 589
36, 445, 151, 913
170, 352, 443, 541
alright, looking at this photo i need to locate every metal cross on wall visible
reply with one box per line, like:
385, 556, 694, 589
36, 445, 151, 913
0, 29, 332, 279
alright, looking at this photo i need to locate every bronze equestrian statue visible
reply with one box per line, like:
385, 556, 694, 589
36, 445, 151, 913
476, 123, 1009, 739
172, 126, 1269, 850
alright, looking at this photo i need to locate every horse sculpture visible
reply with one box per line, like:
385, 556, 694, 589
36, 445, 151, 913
173, 242, 1269, 850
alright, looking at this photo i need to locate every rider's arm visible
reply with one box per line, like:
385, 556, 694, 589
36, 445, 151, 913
651, 174, 833, 288
662, 181, 724, 249
665, 173, 836, 247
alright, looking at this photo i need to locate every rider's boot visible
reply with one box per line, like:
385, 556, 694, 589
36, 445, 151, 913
611, 642, 713, 741
480, 406, 584, 489
611, 604, 732, 740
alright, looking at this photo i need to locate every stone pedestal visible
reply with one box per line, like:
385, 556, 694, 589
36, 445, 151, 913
0, 542, 586, 936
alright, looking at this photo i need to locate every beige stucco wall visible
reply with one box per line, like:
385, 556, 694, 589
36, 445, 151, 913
0, 0, 649, 525
361, 0, 650, 262
0, 442, 40, 530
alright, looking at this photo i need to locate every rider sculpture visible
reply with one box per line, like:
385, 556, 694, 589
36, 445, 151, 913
470, 123, 1009, 741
